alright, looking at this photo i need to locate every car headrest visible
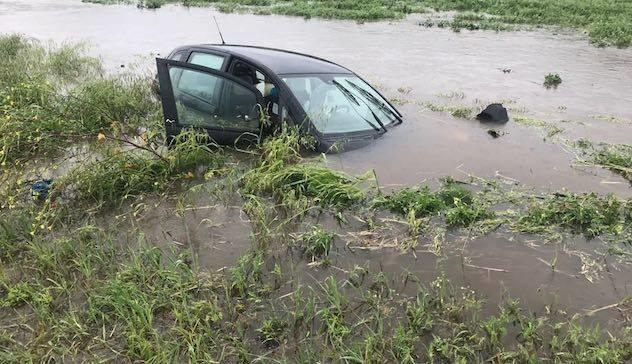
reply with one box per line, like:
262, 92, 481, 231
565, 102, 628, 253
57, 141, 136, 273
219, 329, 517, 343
262, 83, 275, 97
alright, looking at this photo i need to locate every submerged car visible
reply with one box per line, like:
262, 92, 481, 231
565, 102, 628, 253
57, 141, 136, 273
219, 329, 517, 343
156, 44, 403, 152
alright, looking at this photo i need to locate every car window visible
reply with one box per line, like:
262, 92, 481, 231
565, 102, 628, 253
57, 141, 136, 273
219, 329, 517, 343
283, 74, 397, 134
189, 52, 225, 70
168, 65, 260, 131
231, 61, 279, 118
169, 51, 187, 62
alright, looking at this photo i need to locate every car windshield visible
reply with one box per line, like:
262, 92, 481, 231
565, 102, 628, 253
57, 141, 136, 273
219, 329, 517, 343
282, 74, 399, 134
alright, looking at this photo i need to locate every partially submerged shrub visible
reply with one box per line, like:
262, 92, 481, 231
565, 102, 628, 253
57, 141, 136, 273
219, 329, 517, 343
0, 34, 157, 165
54, 131, 224, 211
544, 73, 562, 88
63, 75, 160, 133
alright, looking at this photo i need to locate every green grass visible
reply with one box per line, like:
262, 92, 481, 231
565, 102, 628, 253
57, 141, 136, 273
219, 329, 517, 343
257, 316, 287, 348
298, 226, 335, 260
1, 214, 630, 362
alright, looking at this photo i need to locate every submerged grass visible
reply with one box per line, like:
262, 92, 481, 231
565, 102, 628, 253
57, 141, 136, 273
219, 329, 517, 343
374, 180, 494, 228
3, 223, 629, 362
423, 102, 473, 119
592, 144, 632, 183
242, 127, 366, 208
516, 192, 627, 238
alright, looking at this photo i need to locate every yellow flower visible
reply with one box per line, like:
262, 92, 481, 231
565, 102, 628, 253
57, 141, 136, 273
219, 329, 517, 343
97, 133, 106, 141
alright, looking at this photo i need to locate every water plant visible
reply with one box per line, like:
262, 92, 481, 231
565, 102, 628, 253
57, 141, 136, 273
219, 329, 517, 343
544, 73, 563, 88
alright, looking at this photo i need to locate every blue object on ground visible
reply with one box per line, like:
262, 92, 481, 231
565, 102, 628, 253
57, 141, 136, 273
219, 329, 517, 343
31, 179, 53, 201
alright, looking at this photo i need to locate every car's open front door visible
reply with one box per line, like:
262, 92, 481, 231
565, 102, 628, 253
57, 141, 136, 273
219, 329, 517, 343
156, 58, 264, 145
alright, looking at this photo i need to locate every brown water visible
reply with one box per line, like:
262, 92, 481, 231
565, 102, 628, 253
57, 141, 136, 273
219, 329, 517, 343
2, 0, 631, 327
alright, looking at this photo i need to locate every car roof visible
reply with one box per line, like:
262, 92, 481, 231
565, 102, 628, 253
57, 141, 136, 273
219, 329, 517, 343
180, 44, 353, 75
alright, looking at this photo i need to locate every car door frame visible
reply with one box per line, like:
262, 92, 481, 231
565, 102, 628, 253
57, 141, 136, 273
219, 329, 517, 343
156, 58, 265, 145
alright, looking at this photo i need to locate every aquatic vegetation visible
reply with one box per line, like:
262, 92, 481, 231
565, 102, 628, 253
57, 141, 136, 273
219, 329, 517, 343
544, 73, 563, 88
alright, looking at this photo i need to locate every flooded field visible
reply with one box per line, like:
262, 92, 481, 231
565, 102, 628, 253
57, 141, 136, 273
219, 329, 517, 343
0, 0, 631, 362
2, 0, 632, 192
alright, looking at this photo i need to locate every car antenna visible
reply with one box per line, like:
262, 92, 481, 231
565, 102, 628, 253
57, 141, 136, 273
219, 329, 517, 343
213, 16, 226, 45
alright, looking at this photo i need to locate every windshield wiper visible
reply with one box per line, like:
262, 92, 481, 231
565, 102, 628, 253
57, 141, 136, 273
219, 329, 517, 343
345, 80, 402, 123
332, 80, 381, 132
334, 80, 387, 132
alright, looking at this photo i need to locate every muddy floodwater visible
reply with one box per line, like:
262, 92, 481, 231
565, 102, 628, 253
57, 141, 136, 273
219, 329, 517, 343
2, 0, 631, 330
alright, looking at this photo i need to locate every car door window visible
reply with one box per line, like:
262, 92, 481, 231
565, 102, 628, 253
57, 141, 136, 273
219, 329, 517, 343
189, 52, 225, 70
168, 65, 260, 131
231, 61, 280, 121
169, 51, 186, 61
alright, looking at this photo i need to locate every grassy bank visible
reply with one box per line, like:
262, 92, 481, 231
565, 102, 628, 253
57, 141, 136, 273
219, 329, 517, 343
84, 0, 632, 47
1, 35, 631, 361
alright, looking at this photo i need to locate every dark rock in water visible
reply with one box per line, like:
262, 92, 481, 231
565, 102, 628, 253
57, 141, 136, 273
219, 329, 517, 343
477, 103, 509, 123
487, 129, 505, 138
